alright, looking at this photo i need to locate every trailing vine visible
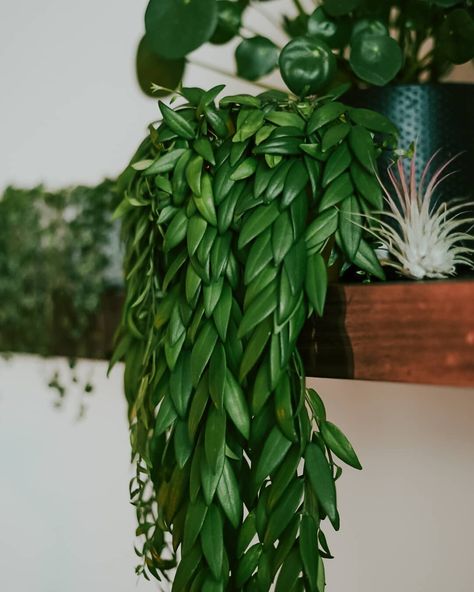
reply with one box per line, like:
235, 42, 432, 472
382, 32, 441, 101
114, 85, 397, 590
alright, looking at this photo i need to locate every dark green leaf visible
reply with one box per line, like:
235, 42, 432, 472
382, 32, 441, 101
256, 426, 292, 486
205, 406, 226, 471
305, 443, 337, 524
200, 504, 224, 579
145, 0, 218, 60
216, 458, 243, 528
350, 34, 403, 86
159, 101, 196, 140
136, 36, 185, 97
339, 194, 362, 261
224, 370, 250, 439
321, 420, 362, 469
236, 36, 279, 81
299, 514, 319, 591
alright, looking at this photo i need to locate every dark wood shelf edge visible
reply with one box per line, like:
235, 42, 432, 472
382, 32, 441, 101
299, 280, 474, 388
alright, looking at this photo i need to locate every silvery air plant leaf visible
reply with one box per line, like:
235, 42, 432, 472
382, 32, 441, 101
371, 150, 474, 279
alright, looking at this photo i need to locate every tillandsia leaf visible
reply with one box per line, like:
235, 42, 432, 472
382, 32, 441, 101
115, 86, 395, 588
369, 150, 474, 280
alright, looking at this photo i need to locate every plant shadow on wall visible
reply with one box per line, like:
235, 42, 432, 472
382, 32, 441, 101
113, 84, 400, 590
0, 181, 118, 414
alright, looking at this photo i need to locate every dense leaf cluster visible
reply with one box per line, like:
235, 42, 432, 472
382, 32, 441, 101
0, 181, 117, 400
137, 0, 474, 96
115, 85, 396, 590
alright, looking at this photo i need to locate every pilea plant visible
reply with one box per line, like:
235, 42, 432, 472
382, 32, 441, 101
114, 84, 397, 590
137, 0, 474, 97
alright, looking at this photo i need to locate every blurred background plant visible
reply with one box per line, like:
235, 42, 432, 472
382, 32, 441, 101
0, 180, 119, 411
136, 0, 474, 97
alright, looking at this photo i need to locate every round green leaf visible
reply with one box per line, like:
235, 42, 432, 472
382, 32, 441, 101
437, 9, 474, 64
279, 37, 336, 96
350, 18, 388, 43
323, 0, 362, 16
210, 0, 242, 45
136, 36, 185, 97
235, 36, 279, 81
307, 7, 351, 48
350, 34, 403, 86
145, 0, 218, 60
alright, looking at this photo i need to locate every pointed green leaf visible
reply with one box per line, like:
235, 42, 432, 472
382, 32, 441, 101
321, 420, 362, 470
217, 458, 243, 528
200, 504, 224, 579
305, 443, 337, 524
256, 426, 292, 486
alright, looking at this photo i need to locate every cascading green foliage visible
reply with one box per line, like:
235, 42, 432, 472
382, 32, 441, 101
137, 0, 474, 96
114, 85, 396, 590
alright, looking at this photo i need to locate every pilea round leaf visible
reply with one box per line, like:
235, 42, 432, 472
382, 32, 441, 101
235, 36, 279, 81
437, 9, 474, 64
210, 0, 242, 45
145, 0, 218, 60
350, 34, 403, 86
136, 36, 185, 97
307, 7, 351, 48
279, 36, 337, 96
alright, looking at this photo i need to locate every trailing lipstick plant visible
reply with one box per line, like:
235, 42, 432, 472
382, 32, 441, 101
113, 85, 397, 590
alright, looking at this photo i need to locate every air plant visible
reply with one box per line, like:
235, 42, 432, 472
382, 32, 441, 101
371, 150, 474, 280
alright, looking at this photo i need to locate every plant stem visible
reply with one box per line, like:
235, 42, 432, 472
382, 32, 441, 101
292, 0, 307, 16
187, 57, 286, 93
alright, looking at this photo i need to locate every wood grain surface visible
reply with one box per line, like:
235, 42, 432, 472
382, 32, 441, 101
299, 280, 474, 387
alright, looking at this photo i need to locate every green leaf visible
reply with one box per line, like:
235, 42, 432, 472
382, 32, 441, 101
145, 0, 218, 60
307, 7, 351, 49
305, 253, 327, 316
144, 148, 187, 175
305, 443, 337, 524
220, 94, 261, 108
319, 172, 353, 211
216, 458, 242, 528
136, 36, 185, 97
184, 496, 208, 553
186, 154, 204, 195
350, 161, 382, 209
265, 111, 305, 129
174, 419, 193, 468
299, 514, 319, 591
200, 504, 224, 579
164, 209, 189, 252
235, 543, 262, 587
194, 174, 218, 226
170, 351, 193, 417
322, 142, 352, 187
154, 395, 177, 436
188, 376, 209, 441
282, 160, 309, 208
265, 480, 304, 544
233, 109, 265, 143
279, 37, 336, 96
213, 282, 232, 341
238, 282, 277, 339
173, 544, 202, 591
238, 203, 281, 249
352, 237, 385, 279
159, 101, 196, 140
267, 446, 301, 510
307, 101, 347, 134
350, 34, 403, 86
205, 406, 226, 471
438, 8, 474, 64
209, 342, 227, 408
239, 318, 272, 381
191, 322, 218, 386
230, 157, 257, 180
275, 374, 298, 442
322, 122, 351, 151
194, 137, 216, 165
236, 36, 279, 81
224, 370, 250, 439
348, 108, 398, 137
275, 547, 302, 592
237, 511, 257, 557
321, 420, 362, 469
204, 278, 224, 317
256, 426, 292, 486
187, 215, 208, 257
339, 194, 362, 261
244, 229, 273, 285
306, 388, 327, 422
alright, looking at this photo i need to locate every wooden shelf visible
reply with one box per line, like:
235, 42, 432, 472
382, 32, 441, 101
9, 280, 474, 388
299, 280, 474, 388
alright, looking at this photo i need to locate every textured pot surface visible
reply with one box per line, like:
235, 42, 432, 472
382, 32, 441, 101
345, 83, 474, 203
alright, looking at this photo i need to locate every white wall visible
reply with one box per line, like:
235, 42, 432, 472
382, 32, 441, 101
0, 1, 473, 591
